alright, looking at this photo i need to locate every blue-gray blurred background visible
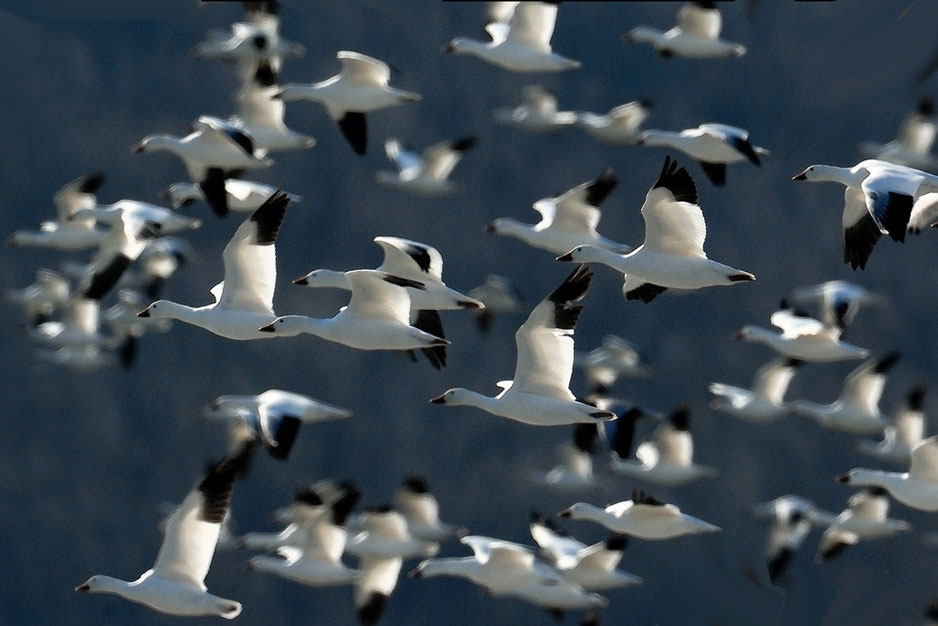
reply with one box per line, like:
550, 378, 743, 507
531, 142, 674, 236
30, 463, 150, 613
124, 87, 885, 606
2, 1, 938, 624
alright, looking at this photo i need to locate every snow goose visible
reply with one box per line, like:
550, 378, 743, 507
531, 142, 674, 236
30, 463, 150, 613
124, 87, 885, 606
275, 51, 421, 156
609, 406, 718, 486
410, 534, 564, 593
6, 268, 71, 326
102, 289, 173, 367
559, 490, 720, 540
205, 389, 352, 460
346, 507, 436, 625
858, 385, 927, 465
793, 158, 938, 269
487, 168, 630, 256
492, 84, 577, 133
245, 483, 360, 587
375, 136, 478, 196
535, 423, 602, 490
466, 274, 525, 332
135, 116, 272, 217
430, 266, 617, 426
575, 99, 653, 144
815, 487, 911, 561
230, 82, 315, 154
734, 302, 870, 362
529, 513, 642, 589
635, 123, 766, 186
394, 476, 468, 543
259, 270, 450, 352
623, 2, 746, 59
117, 236, 194, 300
293, 236, 481, 367
443, 1, 580, 73
838, 436, 938, 511
75, 445, 251, 619
138, 190, 290, 340
164, 179, 301, 213
557, 156, 755, 302
790, 352, 900, 435
9, 172, 108, 251
786, 279, 885, 329
709, 357, 802, 422
751, 495, 833, 583
30, 297, 112, 350
575, 334, 649, 392
859, 96, 938, 173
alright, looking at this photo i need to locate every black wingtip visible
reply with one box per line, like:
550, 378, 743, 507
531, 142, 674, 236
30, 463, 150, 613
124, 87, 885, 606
908, 385, 927, 411
572, 423, 599, 454
872, 351, 900, 374
584, 168, 618, 207
668, 406, 691, 431
697, 161, 727, 186
250, 190, 290, 245
843, 212, 881, 270
917, 96, 935, 117
604, 533, 628, 551
357, 592, 389, 625
625, 282, 667, 303
338, 111, 367, 156
632, 489, 665, 506
450, 135, 478, 153
652, 156, 698, 204
266, 416, 301, 460
198, 443, 253, 523
200, 168, 230, 218
78, 172, 106, 194
549, 265, 592, 306
402, 475, 430, 494
880, 192, 914, 242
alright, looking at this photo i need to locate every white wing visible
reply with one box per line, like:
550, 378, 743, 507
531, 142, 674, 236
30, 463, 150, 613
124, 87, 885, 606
752, 358, 799, 404
769, 309, 830, 339
151, 489, 220, 589
908, 437, 938, 482
640, 187, 707, 256
218, 193, 288, 314
512, 303, 575, 399
384, 139, 423, 177
374, 236, 444, 281
677, 2, 721, 39
506, 2, 558, 51
337, 51, 390, 86
344, 270, 416, 324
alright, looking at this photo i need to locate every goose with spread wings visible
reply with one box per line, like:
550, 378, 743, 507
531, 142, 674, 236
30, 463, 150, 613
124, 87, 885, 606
430, 266, 617, 426
558, 156, 754, 302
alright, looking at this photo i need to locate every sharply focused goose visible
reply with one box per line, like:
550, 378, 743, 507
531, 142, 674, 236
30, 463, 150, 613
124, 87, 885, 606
393, 476, 468, 543
557, 157, 755, 302
259, 270, 449, 352
559, 490, 720, 540
815, 487, 911, 561
734, 303, 870, 362
790, 352, 900, 435
443, 1, 580, 73
138, 191, 290, 340
858, 385, 928, 465
838, 436, 938, 511
575, 99, 653, 144
492, 84, 577, 132
623, 1, 746, 59
635, 124, 766, 186
205, 389, 352, 460
9, 172, 108, 251
375, 136, 478, 196
609, 406, 718, 486
135, 116, 272, 217
430, 266, 618, 426
709, 357, 802, 422
276, 50, 421, 155
164, 179, 302, 213
793, 158, 938, 269
859, 96, 938, 173
529, 514, 642, 589
75, 445, 251, 619
487, 168, 631, 256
